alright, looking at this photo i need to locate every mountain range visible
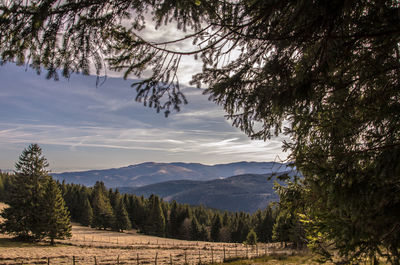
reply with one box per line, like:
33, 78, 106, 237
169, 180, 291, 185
52, 161, 296, 212
52, 161, 292, 188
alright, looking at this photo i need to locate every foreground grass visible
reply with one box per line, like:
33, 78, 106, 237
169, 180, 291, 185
0, 237, 45, 248
211, 252, 327, 265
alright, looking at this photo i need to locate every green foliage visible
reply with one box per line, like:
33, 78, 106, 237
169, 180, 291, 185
80, 197, 93, 226
0, 144, 71, 243
0, 172, 13, 202
42, 178, 72, 244
91, 181, 115, 229
60, 180, 280, 243
245, 228, 257, 245
210, 214, 222, 242
145, 194, 166, 236
112, 190, 131, 232
1, 144, 49, 240
189, 216, 201, 240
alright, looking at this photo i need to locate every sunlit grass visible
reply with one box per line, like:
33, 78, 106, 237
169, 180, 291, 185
210, 252, 329, 265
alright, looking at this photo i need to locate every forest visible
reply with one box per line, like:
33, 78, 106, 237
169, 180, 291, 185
0, 169, 302, 247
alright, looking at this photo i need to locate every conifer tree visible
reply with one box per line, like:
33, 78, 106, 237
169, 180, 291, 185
42, 178, 72, 245
145, 195, 165, 236
91, 181, 115, 229
1, 144, 49, 241
112, 190, 131, 232
80, 197, 93, 226
190, 217, 201, 241
131, 195, 146, 229
245, 229, 257, 245
210, 214, 222, 242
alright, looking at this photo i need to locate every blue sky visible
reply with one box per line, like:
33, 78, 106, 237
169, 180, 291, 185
0, 63, 288, 172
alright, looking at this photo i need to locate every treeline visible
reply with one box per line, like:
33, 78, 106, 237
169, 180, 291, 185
60, 180, 278, 243
1, 171, 303, 245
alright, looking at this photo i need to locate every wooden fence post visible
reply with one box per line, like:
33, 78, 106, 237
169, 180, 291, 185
94, 256, 97, 265
246, 245, 248, 259
137, 253, 140, 265
198, 250, 201, 264
73, 256, 76, 265
256, 244, 259, 256
47, 257, 50, 265
155, 252, 158, 265
117, 255, 120, 265
184, 251, 187, 264
223, 245, 226, 261
170, 253, 173, 265
235, 244, 238, 257
211, 247, 214, 263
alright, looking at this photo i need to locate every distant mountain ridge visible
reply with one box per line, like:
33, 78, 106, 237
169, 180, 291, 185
52, 161, 291, 188
119, 172, 292, 213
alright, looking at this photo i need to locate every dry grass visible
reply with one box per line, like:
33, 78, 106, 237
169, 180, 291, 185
0, 222, 286, 264
0, 203, 290, 264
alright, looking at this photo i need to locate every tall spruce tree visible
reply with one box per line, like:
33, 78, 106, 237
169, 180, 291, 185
145, 195, 165, 237
42, 178, 72, 244
1, 144, 49, 241
91, 181, 115, 229
1, 144, 71, 243
210, 214, 222, 242
112, 190, 131, 232
80, 196, 93, 227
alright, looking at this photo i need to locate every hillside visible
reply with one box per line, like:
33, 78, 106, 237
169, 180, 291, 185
52, 161, 291, 188
119, 172, 292, 213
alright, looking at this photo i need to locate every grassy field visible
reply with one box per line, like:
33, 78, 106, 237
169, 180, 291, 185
0, 202, 318, 264
0, 225, 292, 264
211, 252, 324, 265
0, 201, 291, 264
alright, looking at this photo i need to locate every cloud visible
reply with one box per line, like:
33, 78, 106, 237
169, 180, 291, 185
0, 63, 289, 171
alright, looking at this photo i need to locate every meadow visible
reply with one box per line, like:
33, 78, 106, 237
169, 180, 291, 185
1, 202, 298, 264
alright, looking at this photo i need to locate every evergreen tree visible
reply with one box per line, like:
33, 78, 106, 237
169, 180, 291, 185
42, 178, 72, 244
210, 214, 222, 242
0, 172, 12, 202
1, 144, 49, 241
245, 229, 257, 245
131, 195, 146, 229
272, 208, 304, 248
145, 195, 165, 236
91, 181, 115, 229
190, 217, 201, 241
80, 197, 93, 226
112, 191, 131, 232
254, 206, 275, 243
199, 225, 209, 242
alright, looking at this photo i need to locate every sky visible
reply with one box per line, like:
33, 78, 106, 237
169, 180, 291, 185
0, 63, 289, 172
0, 18, 290, 173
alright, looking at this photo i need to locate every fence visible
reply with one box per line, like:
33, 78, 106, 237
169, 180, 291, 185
0, 242, 282, 264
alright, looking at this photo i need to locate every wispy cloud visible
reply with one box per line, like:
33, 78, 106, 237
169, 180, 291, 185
0, 64, 289, 171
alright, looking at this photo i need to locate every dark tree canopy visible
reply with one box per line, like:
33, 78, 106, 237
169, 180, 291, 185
1, 0, 399, 263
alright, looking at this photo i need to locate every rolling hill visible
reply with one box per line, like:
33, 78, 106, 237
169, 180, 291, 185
119, 172, 292, 213
52, 161, 292, 188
